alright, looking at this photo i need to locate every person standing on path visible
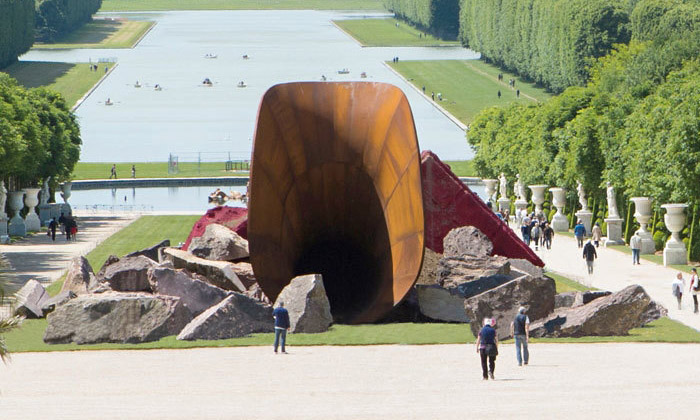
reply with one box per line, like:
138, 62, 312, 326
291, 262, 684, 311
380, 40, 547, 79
272, 301, 290, 354
672, 273, 685, 310
510, 307, 530, 366
591, 222, 602, 247
531, 222, 541, 251
110, 164, 117, 179
48, 218, 57, 241
574, 220, 586, 248
583, 239, 597, 275
131, 165, 136, 178
475, 318, 498, 380
689, 268, 699, 314
542, 222, 554, 250
630, 231, 642, 265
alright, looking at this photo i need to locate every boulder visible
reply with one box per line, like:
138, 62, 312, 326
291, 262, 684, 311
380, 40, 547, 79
147, 266, 229, 317
554, 292, 577, 309
183, 206, 248, 251
443, 226, 493, 258
97, 255, 120, 278
41, 291, 77, 316
13, 279, 49, 318
125, 239, 171, 262
464, 275, 556, 340
438, 255, 510, 287
377, 288, 435, 323
189, 223, 249, 261
177, 293, 273, 340
162, 248, 247, 292
275, 274, 333, 333
508, 259, 544, 278
231, 262, 256, 289
244, 283, 271, 305
60, 256, 98, 295
44, 292, 192, 344
101, 255, 156, 292
530, 285, 664, 338
574, 290, 612, 306
415, 248, 441, 286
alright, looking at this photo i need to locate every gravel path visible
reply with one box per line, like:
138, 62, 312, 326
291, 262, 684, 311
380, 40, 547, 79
2, 343, 699, 419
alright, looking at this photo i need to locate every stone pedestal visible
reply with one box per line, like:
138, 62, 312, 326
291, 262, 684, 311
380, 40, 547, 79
8, 191, 26, 237
23, 188, 41, 232
662, 204, 688, 265
549, 187, 568, 232
631, 197, 655, 255
575, 210, 593, 236
603, 218, 625, 246
497, 197, 511, 213
514, 199, 528, 213
528, 185, 548, 214
0, 214, 7, 236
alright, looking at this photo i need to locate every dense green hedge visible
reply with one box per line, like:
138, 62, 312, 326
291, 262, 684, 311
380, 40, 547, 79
0, 0, 34, 69
459, 0, 631, 93
35, 0, 103, 42
384, 0, 460, 39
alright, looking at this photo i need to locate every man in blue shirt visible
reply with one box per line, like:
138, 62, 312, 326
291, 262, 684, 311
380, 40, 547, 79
272, 301, 290, 354
475, 318, 498, 380
510, 307, 530, 366
574, 220, 586, 248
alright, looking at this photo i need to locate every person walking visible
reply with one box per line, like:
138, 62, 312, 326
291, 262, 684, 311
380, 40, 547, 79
48, 218, 57, 241
475, 318, 498, 380
110, 164, 117, 179
690, 268, 699, 314
574, 220, 586, 248
510, 307, 530, 366
583, 239, 597, 275
521, 219, 531, 245
672, 273, 685, 310
272, 301, 290, 354
531, 222, 541, 251
543, 222, 554, 250
630, 231, 642, 265
131, 165, 136, 178
591, 222, 602, 247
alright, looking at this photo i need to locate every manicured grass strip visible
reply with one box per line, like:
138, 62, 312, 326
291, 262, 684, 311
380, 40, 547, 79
2, 62, 104, 108
606, 244, 698, 272
72, 162, 248, 180
334, 18, 458, 47
34, 19, 154, 49
100, 0, 384, 11
546, 271, 595, 293
389, 60, 552, 124
530, 317, 700, 343
443, 160, 475, 177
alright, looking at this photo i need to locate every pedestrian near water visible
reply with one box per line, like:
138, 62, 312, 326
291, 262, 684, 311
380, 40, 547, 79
476, 318, 498, 380
510, 307, 529, 366
272, 301, 290, 353
110, 164, 117, 179
630, 231, 642, 265
516, 89, 520, 98
48, 218, 57, 241
497, 90, 501, 99
591, 222, 602, 247
690, 268, 699, 314
131, 165, 136, 178
672, 272, 685, 310
574, 220, 586, 248
431, 91, 435, 101
583, 239, 597, 275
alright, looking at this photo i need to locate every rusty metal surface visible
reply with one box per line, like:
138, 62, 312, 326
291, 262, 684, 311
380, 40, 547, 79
248, 82, 424, 323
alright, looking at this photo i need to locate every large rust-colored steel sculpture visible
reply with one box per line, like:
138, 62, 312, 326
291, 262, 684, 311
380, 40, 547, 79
248, 82, 424, 324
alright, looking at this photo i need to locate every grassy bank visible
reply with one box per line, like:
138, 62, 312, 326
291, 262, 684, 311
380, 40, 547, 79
334, 18, 458, 47
34, 19, 154, 49
390, 60, 552, 124
2, 62, 105, 107
100, 0, 384, 11
72, 162, 249, 180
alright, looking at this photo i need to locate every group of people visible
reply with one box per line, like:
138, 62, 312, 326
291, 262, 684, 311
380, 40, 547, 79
671, 268, 700, 313
519, 211, 554, 251
52, 213, 78, 241
109, 164, 136, 179
474, 307, 531, 380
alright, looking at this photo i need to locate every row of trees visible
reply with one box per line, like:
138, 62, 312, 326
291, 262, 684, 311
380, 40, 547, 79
0, 0, 34, 69
36, 0, 103, 42
0, 74, 81, 191
459, 0, 633, 93
383, 0, 460, 39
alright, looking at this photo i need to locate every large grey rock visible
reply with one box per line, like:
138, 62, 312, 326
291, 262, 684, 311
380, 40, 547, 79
189, 224, 249, 261
416, 248, 441, 286
177, 293, 273, 340
443, 226, 493, 258
464, 275, 556, 340
97, 255, 120, 278
231, 262, 256, 289
126, 239, 171, 262
573, 290, 612, 306
61, 256, 98, 295
148, 266, 229, 316
162, 248, 246, 292
554, 292, 578, 309
44, 292, 192, 344
437, 255, 510, 287
41, 291, 77, 316
13, 279, 49, 318
244, 283, 271, 305
530, 285, 665, 338
275, 274, 332, 333
509, 259, 544, 278
101, 255, 156, 292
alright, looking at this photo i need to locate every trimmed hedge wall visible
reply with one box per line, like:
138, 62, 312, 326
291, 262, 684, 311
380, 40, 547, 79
0, 0, 34, 69
35, 0, 103, 42
384, 0, 460, 39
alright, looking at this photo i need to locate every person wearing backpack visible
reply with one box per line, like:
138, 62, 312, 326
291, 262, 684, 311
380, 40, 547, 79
689, 268, 699, 314
531, 222, 541, 251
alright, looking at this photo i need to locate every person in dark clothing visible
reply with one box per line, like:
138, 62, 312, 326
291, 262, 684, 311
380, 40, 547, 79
510, 307, 530, 366
272, 301, 291, 354
497, 90, 501, 99
48, 218, 57, 241
583, 239, 597, 275
475, 318, 498, 380
542, 222, 554, 250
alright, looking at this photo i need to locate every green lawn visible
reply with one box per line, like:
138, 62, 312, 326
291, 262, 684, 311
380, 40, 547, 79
390, 60, 552, 124
547, 271, 595, 293
2, 62, 105, 107
72, 162, 249, 180
443, 160, 476, 177
34, 19, 154, 49
334, 18, 458, 47
100, 0, 384, 11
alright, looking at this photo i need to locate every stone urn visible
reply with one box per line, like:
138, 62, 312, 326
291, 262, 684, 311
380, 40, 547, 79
60, 181, 72, 203
8, 191, 26, 236
23, 188, 41, 232
482, 179, 498, 205
549, 187, 568, 232
528, 185, 548, 214
661, 203, 688, 265
630, 197, 655, 254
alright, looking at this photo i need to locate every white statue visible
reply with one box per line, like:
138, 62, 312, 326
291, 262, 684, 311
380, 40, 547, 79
606, 181, 619, 218
0, 180, 7, 217
498, 173, 507, 200
40, 177, 51, 206
514, 174, 527, 201
577, 180, 588, 211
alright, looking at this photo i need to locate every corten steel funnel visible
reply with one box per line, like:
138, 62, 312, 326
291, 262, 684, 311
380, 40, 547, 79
248, 82, 424, 324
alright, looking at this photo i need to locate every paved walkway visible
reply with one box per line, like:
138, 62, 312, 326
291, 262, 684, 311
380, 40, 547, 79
515, 224, 700, 332
2, 343, 698, 419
